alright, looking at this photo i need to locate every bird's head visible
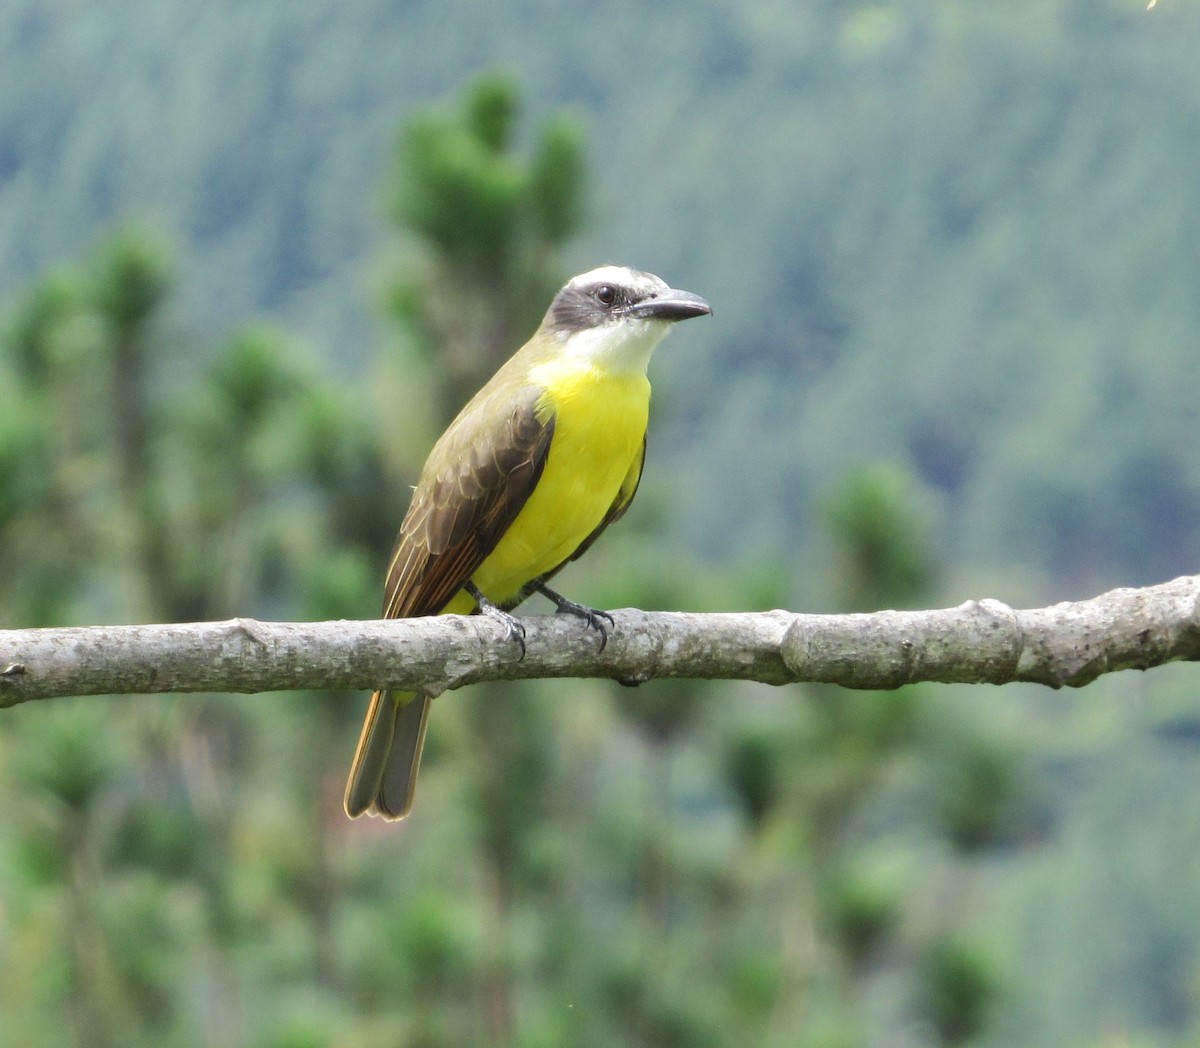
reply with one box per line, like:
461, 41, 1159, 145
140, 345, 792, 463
542, 265, 711, 373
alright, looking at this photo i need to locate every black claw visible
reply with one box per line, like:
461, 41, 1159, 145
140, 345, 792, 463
583, 607, 614, 651
506, 617, 527, 660
533, 582, 614, 651
467, 581, 527, 660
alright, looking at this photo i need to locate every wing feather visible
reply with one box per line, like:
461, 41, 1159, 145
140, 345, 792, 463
382, 387, 554, 619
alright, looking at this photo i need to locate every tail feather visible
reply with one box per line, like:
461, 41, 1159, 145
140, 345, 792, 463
343, 690, 431, 820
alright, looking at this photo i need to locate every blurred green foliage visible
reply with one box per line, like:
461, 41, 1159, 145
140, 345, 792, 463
387, 72, 587, 420
0, 73, 1023, 1048
1, 4, 1199, 1047
920, 936, 1004, 1046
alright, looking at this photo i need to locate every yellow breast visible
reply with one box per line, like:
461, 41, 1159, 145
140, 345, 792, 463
466, 361, 649, 606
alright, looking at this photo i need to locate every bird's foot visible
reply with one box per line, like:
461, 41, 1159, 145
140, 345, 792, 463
466, 581, 527, 659
533, 582, 614, 651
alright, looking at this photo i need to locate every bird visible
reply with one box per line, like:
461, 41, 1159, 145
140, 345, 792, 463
344, 265, 711, 820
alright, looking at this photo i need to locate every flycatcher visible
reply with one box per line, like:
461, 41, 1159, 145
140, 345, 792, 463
344, 265, 711, 819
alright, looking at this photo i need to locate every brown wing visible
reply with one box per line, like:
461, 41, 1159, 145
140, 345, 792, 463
382, 386, 554, 619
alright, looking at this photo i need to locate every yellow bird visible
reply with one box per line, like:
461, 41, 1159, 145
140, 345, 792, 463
344, 265, 711, 819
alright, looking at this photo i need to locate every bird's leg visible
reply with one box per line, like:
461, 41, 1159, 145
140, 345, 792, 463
531, 581, 614, 651
465, 581, 527, 659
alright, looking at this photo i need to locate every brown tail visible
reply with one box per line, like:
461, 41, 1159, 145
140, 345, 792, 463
343, 690, 431, 819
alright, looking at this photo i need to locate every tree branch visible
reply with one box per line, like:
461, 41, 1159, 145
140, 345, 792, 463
2, 576, 1199, 708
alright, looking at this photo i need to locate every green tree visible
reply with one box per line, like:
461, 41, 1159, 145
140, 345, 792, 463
387, 70, 587, 419
0, 227, 390, 1048
377, 73, 592, 1044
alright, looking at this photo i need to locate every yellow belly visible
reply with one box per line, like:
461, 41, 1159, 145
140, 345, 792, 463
442, 365, 649, 613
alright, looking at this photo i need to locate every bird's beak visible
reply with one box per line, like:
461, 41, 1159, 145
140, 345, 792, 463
624, 289, 712, 322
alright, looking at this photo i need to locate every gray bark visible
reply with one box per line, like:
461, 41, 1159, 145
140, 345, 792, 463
2, 576, 1198, 708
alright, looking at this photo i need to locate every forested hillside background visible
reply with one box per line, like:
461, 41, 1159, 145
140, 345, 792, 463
2, 1, 1200, 1046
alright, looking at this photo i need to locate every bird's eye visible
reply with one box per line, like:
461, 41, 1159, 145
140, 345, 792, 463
595, 284, 617, 306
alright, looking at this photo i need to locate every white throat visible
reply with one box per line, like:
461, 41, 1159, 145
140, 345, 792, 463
557, 317, 673, 376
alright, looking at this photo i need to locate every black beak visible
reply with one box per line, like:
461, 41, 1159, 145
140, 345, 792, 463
624, 288, 712, 322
